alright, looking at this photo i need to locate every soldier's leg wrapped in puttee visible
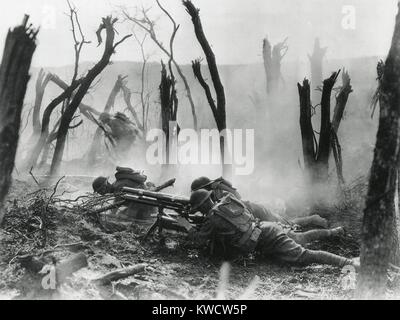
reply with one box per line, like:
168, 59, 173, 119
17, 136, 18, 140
298, 250, 352, 267
256, 222, 351, 267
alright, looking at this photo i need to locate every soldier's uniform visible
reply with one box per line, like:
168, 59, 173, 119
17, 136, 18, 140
193, 177, 312, 229
113, 167, 157, 220
93, 167, 156, 220
189, 195, 352, 267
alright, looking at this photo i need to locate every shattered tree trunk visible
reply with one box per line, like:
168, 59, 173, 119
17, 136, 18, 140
315, 72, 339, 182
0, 16, 37, 224
331, 70, 353, 185
160, 62, 178, 166
298, 71, 340, 186
298, 79, 316, 182
263, 37, 288, 96
357, 5, 400, 298
32, 69, 52, 137
184, 0, 231, 178
49, 17, 131, 178
87, 75, 124, 164
308, 38, 327, 102
263, 38, 274, 94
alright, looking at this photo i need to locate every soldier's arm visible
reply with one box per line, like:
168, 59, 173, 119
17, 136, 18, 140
177, 216, 215, 246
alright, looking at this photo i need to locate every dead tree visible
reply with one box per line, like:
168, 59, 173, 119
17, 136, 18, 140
183, 0, 230, 178
160, 62, 178, 165
23, 3, 92, 171
0, 16, 37, 224
298, 71, 342, 185
263, 36, 288, 95
370, 60, 385, 119
122, 0, 198, 130
23, 77, 83, 171
330, 69, 353, 185
32, 69, 53, 137
49, 16, 131, 177
308, 38, 327, 99
357, 4, 400, 298
87, 75, 126, 164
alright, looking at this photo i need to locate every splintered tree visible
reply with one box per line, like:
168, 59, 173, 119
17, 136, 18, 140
0, 16, 37, 224
122, 0, 198, 130
32, 69, 53, 137
49, 16, 131, 177
262, 36, 288, 95
331, 69, 353, 185
23, 3, 91, 171
183, 0, 230, 178
298, 69, 352, 188
357, 4, 400, 298
308, 38, 327, 96
160, 62, 178, 166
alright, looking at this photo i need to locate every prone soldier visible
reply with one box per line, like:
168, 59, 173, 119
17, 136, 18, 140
92, 167, 157, 220
177, 190, 358, 268
191, 176, 328, 229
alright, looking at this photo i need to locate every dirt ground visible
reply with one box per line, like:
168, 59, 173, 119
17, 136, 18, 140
1, 177, 399, 300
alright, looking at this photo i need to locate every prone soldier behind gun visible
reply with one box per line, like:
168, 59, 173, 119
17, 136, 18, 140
92, 167, 159, 220
190, 176, 328, 229
176, 189, 359, 269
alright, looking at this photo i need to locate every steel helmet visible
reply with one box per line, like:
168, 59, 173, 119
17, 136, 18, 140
92, 176, 108, 193
191, 176, 212, 192
190, 189, 213, 211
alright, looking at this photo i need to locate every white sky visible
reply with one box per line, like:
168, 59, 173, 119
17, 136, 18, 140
0, 0, 398, 67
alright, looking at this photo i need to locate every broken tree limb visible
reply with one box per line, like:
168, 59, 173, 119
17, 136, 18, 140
93, 263, 147, 286
122, 4, 198, 130
0, 16, 37, 224
332, 69, 353, 134
32, 69, 53, 136
23, 78, 83, 171
49, 16, 132, 177
183, 0, 230, 178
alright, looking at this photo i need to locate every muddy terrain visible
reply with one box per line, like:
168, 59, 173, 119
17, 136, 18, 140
2, 176, 397, 301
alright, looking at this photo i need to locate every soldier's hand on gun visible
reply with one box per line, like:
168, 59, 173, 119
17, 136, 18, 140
176, 217, 193, 232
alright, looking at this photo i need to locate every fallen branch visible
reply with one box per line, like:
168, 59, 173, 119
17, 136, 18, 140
93, 263, 148, 286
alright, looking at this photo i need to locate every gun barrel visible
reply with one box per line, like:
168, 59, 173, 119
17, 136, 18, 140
122, 193, 185, 211
122, 187, 190, 205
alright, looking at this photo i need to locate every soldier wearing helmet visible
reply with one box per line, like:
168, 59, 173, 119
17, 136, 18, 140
92, 167, 156, 220
190, 176, 327, 229
177, 189, 358, 268
191, 176, 241, 201
92, 167, 151, 195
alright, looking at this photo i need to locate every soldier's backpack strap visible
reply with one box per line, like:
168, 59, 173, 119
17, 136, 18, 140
212, 196, 253, 233
212, 195, 262, 253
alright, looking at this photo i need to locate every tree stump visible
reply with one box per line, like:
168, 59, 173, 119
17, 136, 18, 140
0, 16, 37, 224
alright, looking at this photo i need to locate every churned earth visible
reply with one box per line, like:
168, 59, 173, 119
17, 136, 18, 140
1, 177, 399, 300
